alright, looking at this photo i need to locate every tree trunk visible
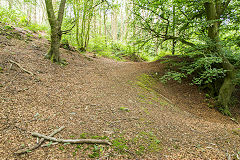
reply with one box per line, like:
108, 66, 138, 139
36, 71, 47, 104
104, 9, 107, 46
45, 0, 66, 63
172, 4, 176, 55
218, 58, 236, 114
99, 8, 102, 35
204, 1, 235, 112
47, 27, 61, 62
111, 10, 118, 41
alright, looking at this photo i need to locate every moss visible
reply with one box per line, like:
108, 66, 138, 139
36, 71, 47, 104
119, 107, 130, 112
112, 137, 129, 153
132, 131, 161, 155
141, 106, 150, 115
232, 128, 240, 136
136, 74, 156, 89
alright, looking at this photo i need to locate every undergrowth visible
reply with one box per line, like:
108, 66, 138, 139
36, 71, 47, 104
0, 6, 47, 33
159, 51, 240, 115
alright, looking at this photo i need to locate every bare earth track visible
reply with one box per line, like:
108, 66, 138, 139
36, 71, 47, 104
0, 32, 240, 159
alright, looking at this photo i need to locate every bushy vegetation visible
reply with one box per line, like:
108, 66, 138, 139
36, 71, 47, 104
161, 46, 240, 114
0, 6, 47, 32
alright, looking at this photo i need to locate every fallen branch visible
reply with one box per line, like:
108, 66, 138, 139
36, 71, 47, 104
15, 126, 65, 155
41, 142, 59, 147
32, 133, 112, 145
10, 60, 34, 76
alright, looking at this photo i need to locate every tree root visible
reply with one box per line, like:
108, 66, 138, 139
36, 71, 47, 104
10, 60, 34, 76
32, 132, 112, 145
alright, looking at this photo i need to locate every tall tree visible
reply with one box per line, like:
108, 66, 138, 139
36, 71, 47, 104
204, 0, 235, 111
45, 0, 66, 63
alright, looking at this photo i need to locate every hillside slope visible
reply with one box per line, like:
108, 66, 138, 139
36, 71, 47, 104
0, 28, 240, 159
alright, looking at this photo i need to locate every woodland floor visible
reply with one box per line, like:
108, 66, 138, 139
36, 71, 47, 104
0, 27, 240, 160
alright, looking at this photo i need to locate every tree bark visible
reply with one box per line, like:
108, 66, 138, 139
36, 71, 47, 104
172, 4, 176, 55
104, 9, 107, 46
45, 0, 66, 63
204, 1, 235, 112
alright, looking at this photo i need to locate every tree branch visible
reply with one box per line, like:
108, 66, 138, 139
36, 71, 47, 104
179, 10, 204, 34
61, 20, 76, 34
133, 11, 163, 38
57, 0, 67, 27
10, 60, 34, 76
132, 2, 169, 22
32, 133, 112, 145
164, 36, 196, 47
15, 126, 65, 155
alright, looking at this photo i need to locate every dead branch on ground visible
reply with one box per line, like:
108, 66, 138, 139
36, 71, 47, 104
32, 132, 112, 145
15, 126, 111, 155
15, 126, 65, 155
9, 60, 34, 76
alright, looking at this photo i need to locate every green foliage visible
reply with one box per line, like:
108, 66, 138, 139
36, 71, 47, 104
160, 53, 228, 92
88, 35, 143, 61
160, 71, 186, 83
0, 7, 47, 32
0, 7, 20, 25
132, 132, 161, 155
88, 145, 104, 158
112, 137, 129, 153
79, 133, 88, 139
59, 146, 65, 151
217, 106, 232, 116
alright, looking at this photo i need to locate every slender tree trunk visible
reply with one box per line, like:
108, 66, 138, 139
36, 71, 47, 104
111, 10, 118, 41
73, 0, 80, 49
99, 8, 102, 36
124, 3, 129, 41
45, 0, 66, 63
104, 9, 107, 46
172, 4, 176, 55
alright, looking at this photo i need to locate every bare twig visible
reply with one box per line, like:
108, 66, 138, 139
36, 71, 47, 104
41, 142, 59, 147
9, 60, 34, 76
32, 133, 112, 145
15, 126, 65, 155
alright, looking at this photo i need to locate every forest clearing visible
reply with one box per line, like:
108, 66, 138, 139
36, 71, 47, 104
0, 0, 240, 159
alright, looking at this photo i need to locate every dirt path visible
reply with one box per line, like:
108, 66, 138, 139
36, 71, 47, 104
0, 35, 240, 159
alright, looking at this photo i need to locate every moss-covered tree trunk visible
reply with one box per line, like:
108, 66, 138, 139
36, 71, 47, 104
204, 1, 235, 112
45, 0, 66, 63
218, 57, 236, 112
